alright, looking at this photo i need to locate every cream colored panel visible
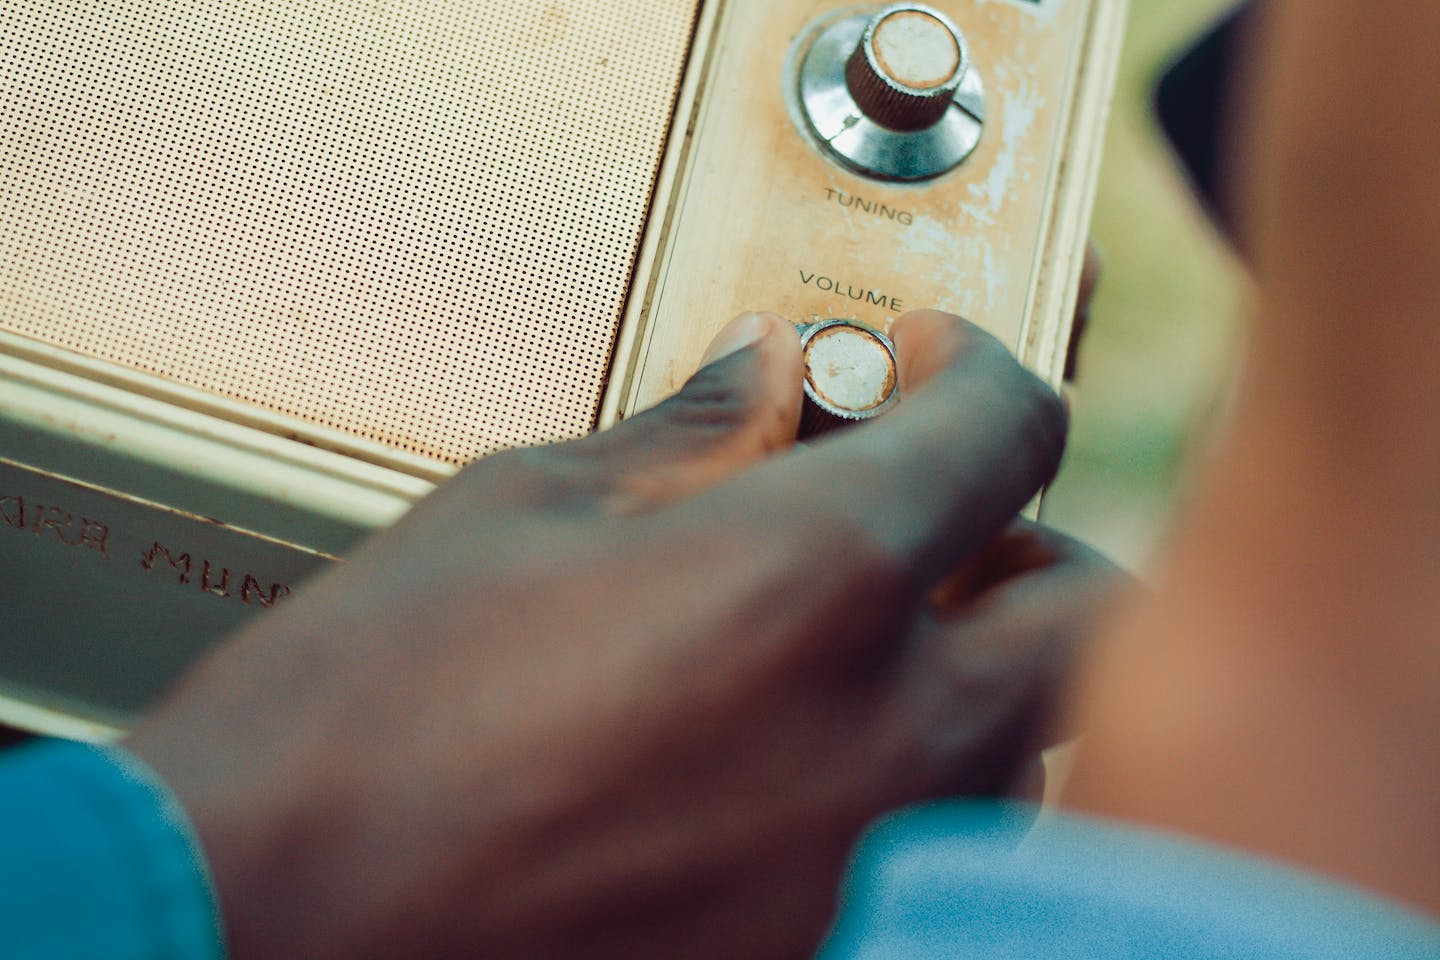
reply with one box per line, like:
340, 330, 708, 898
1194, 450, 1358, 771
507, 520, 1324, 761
622, 0, 1118, 409
0, 0, 699, 464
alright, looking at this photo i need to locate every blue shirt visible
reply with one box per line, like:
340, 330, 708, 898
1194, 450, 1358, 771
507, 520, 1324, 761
2, 739, 1436, 959
0, 740, 223, 960
820, 803, 1440, 959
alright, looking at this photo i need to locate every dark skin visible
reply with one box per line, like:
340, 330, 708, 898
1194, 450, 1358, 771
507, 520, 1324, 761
130, 311, 1119, 959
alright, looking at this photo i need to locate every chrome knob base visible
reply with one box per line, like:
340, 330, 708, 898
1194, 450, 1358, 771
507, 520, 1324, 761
792, 3, 985, 182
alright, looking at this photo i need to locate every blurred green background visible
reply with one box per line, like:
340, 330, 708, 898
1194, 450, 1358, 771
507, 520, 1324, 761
1043, 0, 1248, 569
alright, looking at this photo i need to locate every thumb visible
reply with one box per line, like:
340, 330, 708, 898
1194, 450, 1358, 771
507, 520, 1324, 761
567, 311, 804, 512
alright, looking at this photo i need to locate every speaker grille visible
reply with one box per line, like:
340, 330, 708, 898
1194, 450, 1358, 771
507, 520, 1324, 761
0, 0, 700, 464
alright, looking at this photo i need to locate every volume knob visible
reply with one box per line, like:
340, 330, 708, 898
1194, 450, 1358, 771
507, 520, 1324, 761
845, 6, 969, 132
798, 320, 900, 436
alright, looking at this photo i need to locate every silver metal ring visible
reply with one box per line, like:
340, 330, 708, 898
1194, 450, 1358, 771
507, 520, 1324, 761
789, 5, 986, 182
798, 319, 900, 431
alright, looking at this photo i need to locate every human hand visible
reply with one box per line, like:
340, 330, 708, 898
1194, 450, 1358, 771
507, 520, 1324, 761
129, 310, 1119, 959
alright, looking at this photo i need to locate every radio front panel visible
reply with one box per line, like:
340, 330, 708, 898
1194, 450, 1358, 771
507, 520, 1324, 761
615, 0, 1123, 415
0, 0, 1125, 733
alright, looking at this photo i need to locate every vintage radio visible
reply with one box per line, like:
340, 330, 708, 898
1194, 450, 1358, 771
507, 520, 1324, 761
0, 0, 1126, 737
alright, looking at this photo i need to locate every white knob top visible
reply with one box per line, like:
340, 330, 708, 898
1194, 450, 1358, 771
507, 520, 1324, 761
844, 4, 969, 132
800, 320, 899, 433
872, 9, 962, 89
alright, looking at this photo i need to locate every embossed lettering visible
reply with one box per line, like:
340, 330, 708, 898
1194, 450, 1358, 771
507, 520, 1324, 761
0, 495, 24, 529
78, 518, 110, 557
201, 560, 232, 598
824, 188, 914, 228
241, 574, 290, 608
2, 495, 108, 555
799, 270, 904, 312
32, 505, 79, 546
2, 491, 295, 604
140, 542, 193, 584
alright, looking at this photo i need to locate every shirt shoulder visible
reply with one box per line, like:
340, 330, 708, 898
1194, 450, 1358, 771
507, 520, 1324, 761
0, 738, 224, 960
820, 801, 1440, 960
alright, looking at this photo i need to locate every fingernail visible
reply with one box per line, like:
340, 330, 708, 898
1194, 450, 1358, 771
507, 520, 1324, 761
700, 312, 772, 367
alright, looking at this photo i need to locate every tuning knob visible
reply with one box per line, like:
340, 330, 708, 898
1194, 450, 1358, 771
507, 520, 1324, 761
792, 3, 986, 181
845, 6, 969, 132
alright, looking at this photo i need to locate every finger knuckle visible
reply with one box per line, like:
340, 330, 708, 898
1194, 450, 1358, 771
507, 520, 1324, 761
659, 357, 763, 437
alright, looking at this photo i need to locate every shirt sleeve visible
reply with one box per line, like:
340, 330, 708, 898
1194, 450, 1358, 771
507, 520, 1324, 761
0, 738, 225, 960
819, 801, 1440, 960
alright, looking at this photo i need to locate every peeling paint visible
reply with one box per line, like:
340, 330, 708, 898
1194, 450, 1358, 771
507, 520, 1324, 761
898, 216, 1004, 319
966, 67, 1045, 227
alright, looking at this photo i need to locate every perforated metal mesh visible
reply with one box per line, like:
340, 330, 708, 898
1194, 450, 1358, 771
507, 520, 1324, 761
0, 0, 699, 464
